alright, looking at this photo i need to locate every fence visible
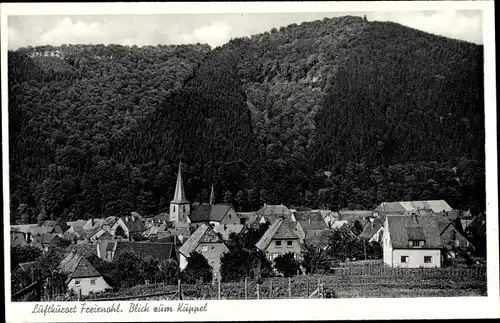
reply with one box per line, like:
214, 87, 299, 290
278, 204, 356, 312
40, 264, 486, 301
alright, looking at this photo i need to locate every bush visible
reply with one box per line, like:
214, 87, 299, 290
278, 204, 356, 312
274, 253, 300, 277
182, 251, 213, 284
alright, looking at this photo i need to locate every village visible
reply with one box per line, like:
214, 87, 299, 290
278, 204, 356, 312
10, 163, 487, 300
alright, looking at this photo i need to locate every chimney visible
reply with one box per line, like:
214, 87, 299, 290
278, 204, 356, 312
91, 217, 95, 227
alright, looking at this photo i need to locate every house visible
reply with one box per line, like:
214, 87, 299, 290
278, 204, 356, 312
294, 211, 328, 240
236, 212, 259, 226
178, 223, 229, 277
374, 200, 453, 217
189, 204, 240, 225
118, 212, 146, 237
256, 218, 302, 262
329, 220, 349, 230
96, 240, 177, 263
145, 213, 169, 229
438, 220, 473, 250
256, 204, 293, 219
10, 224, 38, 244
311, 209, 339, 228
31, 233, 62, 251
11, 230, 28, 246
382, 214, 443, 268
360, 218, 385, 243
15, 261, 38, 273
213, 224, 244, 241
59, 252, 111, 296
337, 210, 374, 224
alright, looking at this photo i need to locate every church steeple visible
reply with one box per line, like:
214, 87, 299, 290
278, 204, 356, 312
170, 161, 190, 223
171, 161, 188, 204
210, 184, 216, 205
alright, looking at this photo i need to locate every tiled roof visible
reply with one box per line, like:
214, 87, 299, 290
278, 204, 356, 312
178, 224, 223, 256
295, 212, 328, 231
154, 213, 168, 222
213, 224, 244, 240
256, 219, 300, 251
30, 226, 54, 236
256, 204, 292, 217
387, 215, 442, 249
375, 200, 453, 213
359, 219, 384, 239
60, 252, 101, 281
18, 261, 37, 272
66, 243, 97, 258
338, 210, 374, 221
113, 241, 176, 262
189, 204, 232, 222
67, 220, 87, 228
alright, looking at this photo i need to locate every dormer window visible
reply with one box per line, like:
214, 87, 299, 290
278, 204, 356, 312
409, 240, 424, 247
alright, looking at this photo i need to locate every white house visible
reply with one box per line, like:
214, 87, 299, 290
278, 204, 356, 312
59, 252, 111, 296
383, 214, 443, 268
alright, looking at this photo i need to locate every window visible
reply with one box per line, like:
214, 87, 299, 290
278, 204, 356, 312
183, 206, 186, 212
173, 206, 176, 212
75, 280, 81, 286
401, 256, 409, 263
211, 246, 215, 251
454, 240, 460, 247
287, 241, 293, 247
424, 256, 432, 263
201, 245, 208, 252
275, 241, 282, 248
90, 279, 96, 285
412, 240, 420, 247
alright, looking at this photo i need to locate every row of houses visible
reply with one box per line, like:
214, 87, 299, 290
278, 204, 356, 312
11, 162, 485, 297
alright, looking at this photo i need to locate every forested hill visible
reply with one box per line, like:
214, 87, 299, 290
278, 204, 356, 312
8, 16, 485, 224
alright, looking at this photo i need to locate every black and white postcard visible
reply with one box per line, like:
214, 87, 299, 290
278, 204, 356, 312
1, 1, 498, 322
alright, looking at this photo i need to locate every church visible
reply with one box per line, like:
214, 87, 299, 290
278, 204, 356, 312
169, 162, 240, 226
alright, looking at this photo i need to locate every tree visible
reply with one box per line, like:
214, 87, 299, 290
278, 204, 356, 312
10, 245, 43, 271
158, 259, 179, 285
33, 247, 68, 297
220, 248, 255, 282
87, 254, 116, 287
223, 190, 233, 204
182, 251, 213, 284
274, 252, 300, 277
301, 241, 331, 274
352, 220, 363, 236
326, 228, 364, 262
235, 190, 247, 211
113, 251, 145, 288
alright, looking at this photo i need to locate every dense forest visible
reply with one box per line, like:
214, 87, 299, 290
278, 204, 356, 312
8, 16, 485, 224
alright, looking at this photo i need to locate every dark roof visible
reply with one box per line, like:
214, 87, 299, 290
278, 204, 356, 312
295, 212, 328, 231
387, 215, 442, 249
60, 253, 101, 281
113, 241, 176, 262
359, 219, 384, 239
178, 224, 224, 256
256, 219, 300, 250
65, 243, 97, 258
189, 204, 233, 222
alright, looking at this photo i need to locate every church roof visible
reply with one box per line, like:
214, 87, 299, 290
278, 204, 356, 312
171, 162, 190, 204
189, 204, 233, 223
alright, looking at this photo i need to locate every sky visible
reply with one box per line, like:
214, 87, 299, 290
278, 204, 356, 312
7, 10, 483, 50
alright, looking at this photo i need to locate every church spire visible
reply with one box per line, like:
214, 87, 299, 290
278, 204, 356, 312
210, 184, 216, 205
171, 161, 188, 204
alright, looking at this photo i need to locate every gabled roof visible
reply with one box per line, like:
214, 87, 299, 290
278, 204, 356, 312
256, 204, 292, 217
337, 210, 373, 221
189, 204, 233, 223
18, 261, 37, 272
178, 224, 224, 256
387, 215, 442, 249
60, 252, 101, 281
330, 220, 348, 230
295, 212, 328, 231
30, 226, 54, 236
439, 221, 474, 246
66, 243, 97, 258
113, 241, 176, 262
375, 200, 453, 213
153, 213, 168, 222
256, 219, 300, 251
359, 218, 384, 239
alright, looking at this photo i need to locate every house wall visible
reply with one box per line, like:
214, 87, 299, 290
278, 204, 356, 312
194, 242, 229, 276
265, 239, 302, 261
170, 203, 190, 223
179, 254, 189, 271
220, 208, 241, 225
68, 276, 110, 296
391, 249, 441, 268
370, 227, 384, 243
383, 219, 392, 266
